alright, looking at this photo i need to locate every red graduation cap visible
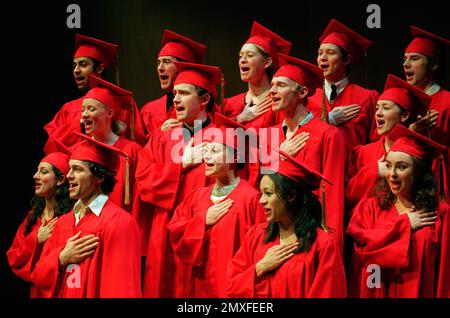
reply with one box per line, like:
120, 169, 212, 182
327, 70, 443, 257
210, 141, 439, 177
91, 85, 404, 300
159, 30, 207, 64
41, 152, 71, 176
319, 19, 372, 61
85, 73, 133, 116
42, 137, 73, 175
378, 74, 431, 117
71, 132, 132, 204
406, 26, 450, 59
275, 53, 324, 96
245, 21, 292, 69
388, 124, 446, 162
275, 150, 331, 190
173, 62, 222, 98
74, 34, 118, 69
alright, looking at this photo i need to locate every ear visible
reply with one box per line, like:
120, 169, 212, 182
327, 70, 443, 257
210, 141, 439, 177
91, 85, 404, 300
431, 61, 439, 72
297, 86, 309, 100
264, 57, 273, 69
199, 93, 211, 109
95, 63, 105, 75
343, 54, 352, 67
287, 189, 297, 203
400, 111, 411, 123
56, 175, 66, 187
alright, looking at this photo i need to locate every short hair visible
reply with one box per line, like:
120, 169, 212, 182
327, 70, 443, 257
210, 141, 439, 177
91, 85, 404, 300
88, 162, 117, 195
195, 86, 215, 113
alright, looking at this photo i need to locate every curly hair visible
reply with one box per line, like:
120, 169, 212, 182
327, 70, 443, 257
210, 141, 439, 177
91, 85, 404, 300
88, 162, 117, 195
374, 156, 438, 211
261, 173, 322, 252
25, 166, 73, 236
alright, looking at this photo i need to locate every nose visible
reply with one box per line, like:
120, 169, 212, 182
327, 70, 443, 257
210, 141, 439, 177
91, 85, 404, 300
157, 62, 164, 73
269, 84, 277, 95
33, 171, 39, 181
73, 64, 80, 74
259, 195, 266, 205
67, 169, 74, 180
403, 58, 410, 68
376, 106, 383, 116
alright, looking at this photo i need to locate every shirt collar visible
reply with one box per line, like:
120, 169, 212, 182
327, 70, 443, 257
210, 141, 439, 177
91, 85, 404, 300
282, 112, 314, 135
324, 77, 349, 101
73, 193, 109, 224
425, 83, 441, 96
182, 116, 212, 141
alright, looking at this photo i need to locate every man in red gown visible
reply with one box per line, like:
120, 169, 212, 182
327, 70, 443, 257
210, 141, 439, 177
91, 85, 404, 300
309, 19, 379, 153
31, 135, 142, 298
403, 26, 450, 202
140, 30, 207, 139
265, 53, 346, 251
136, 62, 222, 297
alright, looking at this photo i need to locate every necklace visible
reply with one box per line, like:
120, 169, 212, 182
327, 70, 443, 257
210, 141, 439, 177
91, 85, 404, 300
211, 178, 240, 197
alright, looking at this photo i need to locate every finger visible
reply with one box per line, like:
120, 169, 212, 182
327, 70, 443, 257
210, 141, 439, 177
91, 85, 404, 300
78, 241, 99, 255
420, 216, 437, 223
77, 249, 97, 261
68, 231, 82, 242
217, 199, 233, 206
74, 235, 98, 245
41, 218, 48, 226
420, 211, 437, 217
254, 108, 271, 117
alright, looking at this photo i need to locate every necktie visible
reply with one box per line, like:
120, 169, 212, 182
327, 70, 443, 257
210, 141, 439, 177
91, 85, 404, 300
330, 84, 337, 103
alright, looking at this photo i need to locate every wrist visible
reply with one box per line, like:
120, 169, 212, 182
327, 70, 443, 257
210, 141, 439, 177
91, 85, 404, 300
255, 261, 266, 278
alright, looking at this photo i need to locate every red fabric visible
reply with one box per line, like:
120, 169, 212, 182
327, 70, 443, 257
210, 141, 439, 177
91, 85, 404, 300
74, 34, 118, 68
406, 26, 450, 59
309, 83, 379, 153
226, 223, 347, 297
41, 153, 70, 175
429, 88, 450, 203
223, 92, 284, 130
7, 212, 46, 298
345, 137, 387, 214
140, 95, 176, 139
173, 62, 222, 99
347, 198, 450, 297
262, 113, 347, 251
167, 180, 266, 297
31, 199, 142, 298
159, 30, 206, 63
135, 124, 216, 297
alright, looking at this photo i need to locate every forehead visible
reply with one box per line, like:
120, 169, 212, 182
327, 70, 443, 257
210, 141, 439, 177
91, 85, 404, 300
74, 56, 94, 64
38, 161, 54, 170
404, 52, 427, 58
69, 159, 91, 169
240, 43, 264, 54
376, 99, 398, 107
158, 56, 177, 62
82, 98, 107, 108
386, 151, 414, 163
319, 42, 342, 52
260, 175, 275, 189
271, 76, 297, 86
173, 83, 196, 93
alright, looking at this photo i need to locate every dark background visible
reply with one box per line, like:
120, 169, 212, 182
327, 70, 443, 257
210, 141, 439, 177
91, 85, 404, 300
3, 0, 449, 299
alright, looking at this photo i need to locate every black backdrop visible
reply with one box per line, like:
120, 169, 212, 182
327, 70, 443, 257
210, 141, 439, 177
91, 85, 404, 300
3, 0, 449, 299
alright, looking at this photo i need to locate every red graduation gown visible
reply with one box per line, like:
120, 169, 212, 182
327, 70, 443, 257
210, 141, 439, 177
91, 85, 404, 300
44, 97, 146, 149
309, 84, 379, 152
262, 112, 347, 250
226, 223, 347, 298
223, 93, 283, 129
347, 198, 450, 298
7, 212, 47, 298
429, 88, 450, 203
167, 180, 266, 297
140, 95, 176, 140
345, 137, 386, 215
31, 199, 142, 298
135, 123, 215, 297
110, 137, 150, 255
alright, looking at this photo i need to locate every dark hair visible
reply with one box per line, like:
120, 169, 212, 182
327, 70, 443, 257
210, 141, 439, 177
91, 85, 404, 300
195, 86, 215, 113
425, 54, 446, 85
374, 156, 438, 211
335, 45, 352, 75
261, 173, 322, 252
92, 58, 103, 72
254, 45, 275, 79
88, 162, 117, 195
25, 167, 73, 236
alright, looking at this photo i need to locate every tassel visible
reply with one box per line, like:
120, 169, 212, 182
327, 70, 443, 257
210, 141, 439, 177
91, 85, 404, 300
125, 156, 130, 205
115, 53, 120, 86
130, 100, 136, 141
320, 83, 329, 124
439, 153, 444, 201
321, 182, 329, 232
426, 110, 432, 139
220, 73, 225, 115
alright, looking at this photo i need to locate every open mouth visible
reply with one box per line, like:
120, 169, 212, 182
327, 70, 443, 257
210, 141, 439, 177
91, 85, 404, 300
389, 180, 402, 191
240, 66, 250, 73
319, 64, 329, 71
175, 106, 185, 112
160, 74, 169, 81
69, 183, 78, 192
405, 71, 414, 80
271, 96, 281, 103
75, 76, 85, 83
35, 183, 42, 189
376, 119, 385, 129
